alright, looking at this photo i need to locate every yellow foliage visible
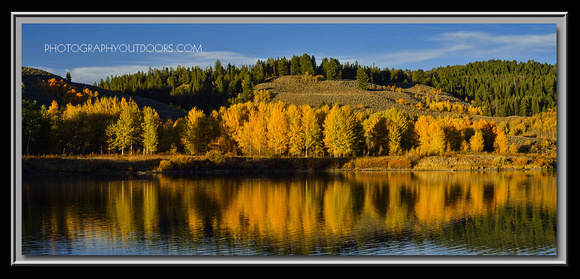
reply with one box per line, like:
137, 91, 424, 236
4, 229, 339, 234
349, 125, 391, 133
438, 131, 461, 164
396, 99, 408, 106
267, 102, 290, 155
415, 115, 445, 155
38, 78, 98, 105
470, 130, 485, 152
414, 102, 424, 110
467, 106, 483, 115
493, 127, 509, 154
253, 89, 271, 103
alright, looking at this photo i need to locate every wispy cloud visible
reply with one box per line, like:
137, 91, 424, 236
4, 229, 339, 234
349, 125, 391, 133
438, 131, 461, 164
70, 51, 264, 84
433, 31, 555, 55
362, 31, 556, 68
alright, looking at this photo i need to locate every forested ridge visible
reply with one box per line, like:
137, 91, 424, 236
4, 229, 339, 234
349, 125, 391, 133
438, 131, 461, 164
96, 55, 556, 117
414, 60, 557, 117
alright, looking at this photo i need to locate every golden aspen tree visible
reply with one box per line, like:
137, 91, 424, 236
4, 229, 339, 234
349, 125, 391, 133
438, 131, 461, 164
107, 101, 142, 155
429, 121, 446, 155
472, 119, 498, 152
414, 115, 431, 155
46, 100, 64, 153
415, 115, 445, 155
221, 103, 250, 155
142, 106, 160, 155
182, 107, 210, 155
323, 104, 364, 157
267, 102, 290, 155
207, 109, 223, 152
470, 130, 485, 153
158, 118, 178, 153
493, 126, 509, 154
301, 105, 323, 157
363, 114, 388, 156
438, 116, 462, 152
238, 102, 268, 157
287, 104, 305, 157
383, 108, 411, 155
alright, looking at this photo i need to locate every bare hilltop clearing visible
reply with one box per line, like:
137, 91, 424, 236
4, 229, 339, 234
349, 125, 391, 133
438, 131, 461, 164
255, 75, 531, 125
256, 75, 469, 116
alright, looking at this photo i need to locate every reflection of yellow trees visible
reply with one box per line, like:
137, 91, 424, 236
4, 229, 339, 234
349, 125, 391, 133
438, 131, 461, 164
107, 181, 137, 235
108, 172, 557, 248
323, 179, 354, 236
37, 171, 556, 254
142, 181, 159, 233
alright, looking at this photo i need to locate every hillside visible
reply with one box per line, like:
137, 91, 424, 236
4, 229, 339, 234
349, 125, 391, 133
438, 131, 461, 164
256, 75, 468, 116
96, 57, 556, 117
22, 67, 187, 120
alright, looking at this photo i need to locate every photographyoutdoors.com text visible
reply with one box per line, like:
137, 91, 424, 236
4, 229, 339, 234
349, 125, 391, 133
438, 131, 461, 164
44, 43, 202, 53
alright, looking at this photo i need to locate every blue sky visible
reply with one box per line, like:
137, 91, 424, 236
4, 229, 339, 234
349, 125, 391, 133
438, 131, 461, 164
22, 23, 557, 84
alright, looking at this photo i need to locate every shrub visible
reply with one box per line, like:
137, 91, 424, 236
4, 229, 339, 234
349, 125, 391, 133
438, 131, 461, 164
493, 156, 507, 168
205, 150, 226, 166
513, 157, 529, 166
532, 158, 553, 169
342, 160, 356, 170
158, 159, 173, 171
396, 99, 408, 106
354, 157, 389, 169
388, 158, 412, 169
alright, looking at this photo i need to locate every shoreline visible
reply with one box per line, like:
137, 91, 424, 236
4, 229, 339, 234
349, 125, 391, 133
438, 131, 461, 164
21, 153, 556, 175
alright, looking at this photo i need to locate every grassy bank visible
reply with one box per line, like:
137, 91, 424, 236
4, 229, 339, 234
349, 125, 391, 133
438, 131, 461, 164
344, 154, 555, 171
22, 152, 556, 175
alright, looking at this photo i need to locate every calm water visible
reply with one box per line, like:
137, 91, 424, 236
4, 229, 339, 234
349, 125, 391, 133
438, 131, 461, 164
22, 171, 557, 256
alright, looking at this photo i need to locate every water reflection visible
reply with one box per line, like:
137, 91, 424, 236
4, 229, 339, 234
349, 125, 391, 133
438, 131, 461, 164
22, 171, 557, 255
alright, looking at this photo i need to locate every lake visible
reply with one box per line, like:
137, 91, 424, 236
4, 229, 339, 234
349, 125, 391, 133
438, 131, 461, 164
22, 171, 557, 256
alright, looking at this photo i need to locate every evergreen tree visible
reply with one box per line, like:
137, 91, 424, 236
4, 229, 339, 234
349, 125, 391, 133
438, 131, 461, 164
277, 57, 288, 76
356, 67, 369, 90
321, 57, 342, 80
300, 53, 315, 76
290, 55, 301, 75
